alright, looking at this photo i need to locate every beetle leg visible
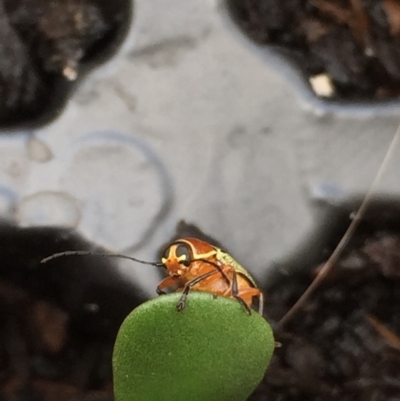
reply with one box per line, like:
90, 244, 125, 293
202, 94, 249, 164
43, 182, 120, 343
231, 270, 252, 315
258, 290, 264, 316
176, 270, 220, 311
197, 258, 231, 286
235, 287, 264, 316
156, 276, 182, 295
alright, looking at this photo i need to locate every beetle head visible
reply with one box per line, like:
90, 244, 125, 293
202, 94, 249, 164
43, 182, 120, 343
160, 237, 220, 277
161, 241, 193, 277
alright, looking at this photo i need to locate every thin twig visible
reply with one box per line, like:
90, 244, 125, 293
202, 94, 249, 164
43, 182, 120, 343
279, 124, 400, 327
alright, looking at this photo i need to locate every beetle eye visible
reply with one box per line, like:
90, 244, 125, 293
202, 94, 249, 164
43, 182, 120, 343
161, 245, 171, 263
175, 243, 192, 267
161, 246, 171, 261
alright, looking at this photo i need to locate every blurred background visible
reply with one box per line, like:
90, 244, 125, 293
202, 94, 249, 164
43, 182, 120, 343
1, 0, 400, 296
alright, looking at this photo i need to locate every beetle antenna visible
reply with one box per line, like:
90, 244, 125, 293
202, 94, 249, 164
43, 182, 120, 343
279, 122, 400, 328
41, 250, 164, 267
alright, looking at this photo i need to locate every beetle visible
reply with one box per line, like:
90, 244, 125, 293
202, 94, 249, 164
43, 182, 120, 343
41, 237, 264, 315
158, 237, 263, 315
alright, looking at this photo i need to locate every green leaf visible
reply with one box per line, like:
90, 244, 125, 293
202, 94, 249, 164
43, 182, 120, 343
113, 292, 275, 401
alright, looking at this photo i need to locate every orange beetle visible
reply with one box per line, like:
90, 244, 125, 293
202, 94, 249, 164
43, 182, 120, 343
157, 237, 264, 315
41, 237, 264, 314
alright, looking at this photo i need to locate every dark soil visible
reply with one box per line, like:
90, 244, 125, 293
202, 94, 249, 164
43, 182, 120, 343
248, 201, 400, 401
227, 0, 400, 101
3, 209, 400, 401
0, 0, 132, 129
0, 224, 144, 401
